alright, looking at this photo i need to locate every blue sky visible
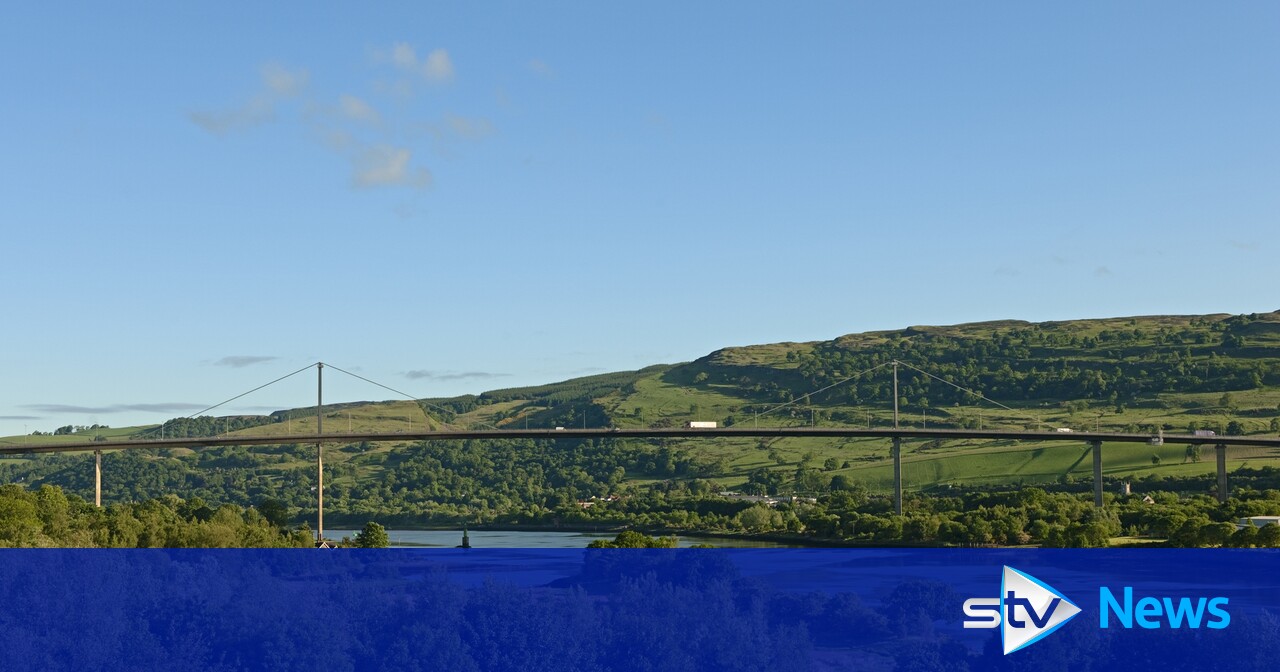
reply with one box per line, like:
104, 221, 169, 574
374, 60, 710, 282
2, 3, 1278, 435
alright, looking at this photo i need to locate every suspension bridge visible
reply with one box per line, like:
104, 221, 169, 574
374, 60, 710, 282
4, 360, 1274, 542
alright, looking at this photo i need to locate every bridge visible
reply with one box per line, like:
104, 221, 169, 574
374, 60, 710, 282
4, 360, 1271, 541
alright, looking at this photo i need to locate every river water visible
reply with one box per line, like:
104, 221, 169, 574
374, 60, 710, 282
325, 529, 801, 548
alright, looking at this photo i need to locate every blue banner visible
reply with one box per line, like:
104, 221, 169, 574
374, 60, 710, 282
1, 549, 1277, 670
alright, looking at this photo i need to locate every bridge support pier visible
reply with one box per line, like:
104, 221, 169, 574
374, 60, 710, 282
892, 437, 902, 515
1216, 444, 1229, 504
94, 449, 102, 507
316, 362, 325, 544
1091, 440, 1103, 508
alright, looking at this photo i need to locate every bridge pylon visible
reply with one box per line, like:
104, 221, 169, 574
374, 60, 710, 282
1216, 444, 1228, 503
891, 437, 902, 515
316, 362, 324, 544
1090, 440, 1103, 508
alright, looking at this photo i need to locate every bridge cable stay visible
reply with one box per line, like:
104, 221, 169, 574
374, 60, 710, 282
321, 363, 499, 432
892, 359, 1066, 508
893, 359, 1051, 431
749, 360, 896, 425
88, 362, 319, 509
136, 362, 321, 439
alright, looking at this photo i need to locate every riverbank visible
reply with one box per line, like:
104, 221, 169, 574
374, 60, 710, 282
320, 523, 846, 548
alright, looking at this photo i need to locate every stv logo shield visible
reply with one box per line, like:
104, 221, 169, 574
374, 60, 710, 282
962, 565, 1081, 655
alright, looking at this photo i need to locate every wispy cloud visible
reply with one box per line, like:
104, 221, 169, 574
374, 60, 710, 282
389, 43, 454, 82
0, 415, 41, 420
260, 62, 309, 96
353, 145, 432, 189
338, 94, 381, 126
1229, 240, 1259, 251
993, 266, 1019, 277
1094, 266, 1112, 277
189, 98, 274, 135
528, 58, 553, 77
443, 114, 495, 140
214, 355, 279, 368
403, 370, 509, 381
189, 62, 309, 135
25, 403, 207, 415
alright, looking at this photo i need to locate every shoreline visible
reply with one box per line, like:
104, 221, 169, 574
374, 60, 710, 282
319, 522, 851, 548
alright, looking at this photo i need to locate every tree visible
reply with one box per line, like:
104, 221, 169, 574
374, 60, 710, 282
1220, 393, 1238, 413
1151, 454, 1162, 466
1230, 524, 1258, 548
1257, 523, 1280, 548
736, 505, 782, 533
823, 457, 840, 472
354, 521, 390, 548
587, 530, 677, 548
257, 498, 290, 529
1199, 522, 1237, 548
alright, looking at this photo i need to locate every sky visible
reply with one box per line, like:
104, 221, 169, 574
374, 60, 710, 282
2, 2, 1278, 436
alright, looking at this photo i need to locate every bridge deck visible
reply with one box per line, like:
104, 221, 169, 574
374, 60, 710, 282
1, 427, 1270, 455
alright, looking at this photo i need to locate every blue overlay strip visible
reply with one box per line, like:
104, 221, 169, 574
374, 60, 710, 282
0, 548, 1276, 671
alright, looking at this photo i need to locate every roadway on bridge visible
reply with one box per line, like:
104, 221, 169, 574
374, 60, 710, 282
1, 427, 1273, 455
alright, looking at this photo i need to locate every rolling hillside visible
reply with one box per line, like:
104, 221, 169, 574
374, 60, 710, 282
5, 311, 1280, 508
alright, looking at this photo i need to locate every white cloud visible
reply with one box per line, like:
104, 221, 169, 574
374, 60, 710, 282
392, 43, 417, 70
387, 43, 454, 82
189, 96, 274, 134
190, 62, 308, 135
444, 114, 495, 139
214, 355, 279, 368
528, 58, 553, 77
423, 49, 454, 81
404, 370, 509, 381
338, 94, 381, 126
353, 145, 431, 189
260, 62, 309, 96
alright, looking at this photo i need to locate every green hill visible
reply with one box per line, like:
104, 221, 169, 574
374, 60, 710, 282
5, 311, 1280, 516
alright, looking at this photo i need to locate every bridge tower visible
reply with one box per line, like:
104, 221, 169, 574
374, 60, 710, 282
1091, 440, 1103, 508
1216, 443, 1229, 503
892, 361, 902, 515
316, 362, 324, 543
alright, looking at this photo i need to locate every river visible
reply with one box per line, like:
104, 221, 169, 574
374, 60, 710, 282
325, 529, 802, 548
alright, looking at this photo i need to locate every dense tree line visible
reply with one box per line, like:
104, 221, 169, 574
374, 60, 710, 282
8, 435, 1280, 547
0, 438, 726, 528
144, 415, 278, 438
0, 484, 311, 548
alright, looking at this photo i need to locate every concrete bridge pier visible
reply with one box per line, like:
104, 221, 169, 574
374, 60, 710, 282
1216, 444, 1229, 503
892, 437, 902, 515
1091, 440, 1103, 508
94, 449, 102, 507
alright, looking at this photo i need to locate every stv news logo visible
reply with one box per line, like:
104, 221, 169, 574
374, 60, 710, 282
962, 566, 1232, 655
962, 566, 1081, 655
